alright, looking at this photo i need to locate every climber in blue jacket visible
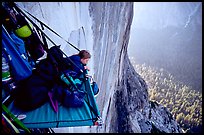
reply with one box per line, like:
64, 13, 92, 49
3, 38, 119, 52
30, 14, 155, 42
68, 50, 91, 76
64, 50, 99, 96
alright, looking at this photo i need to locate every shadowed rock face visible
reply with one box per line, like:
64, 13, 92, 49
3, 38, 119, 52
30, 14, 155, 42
17, 2, 183, 133
90, 2, 182, 133
109, 54, 182, 133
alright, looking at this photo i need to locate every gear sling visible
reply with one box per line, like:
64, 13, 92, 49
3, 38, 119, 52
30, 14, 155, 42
3, 2, 101, 129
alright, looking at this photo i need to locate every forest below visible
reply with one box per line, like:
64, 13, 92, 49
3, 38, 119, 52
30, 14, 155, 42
130, 57, 202, 133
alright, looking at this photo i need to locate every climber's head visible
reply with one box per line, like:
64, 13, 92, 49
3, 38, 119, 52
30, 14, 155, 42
79, 50, 91, 65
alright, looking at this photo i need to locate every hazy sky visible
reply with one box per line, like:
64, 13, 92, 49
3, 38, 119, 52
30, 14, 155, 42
131, 2, 201, 30
128, 2, 202, 91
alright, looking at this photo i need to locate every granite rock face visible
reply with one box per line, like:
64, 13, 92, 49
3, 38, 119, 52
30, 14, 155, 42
17, 2, 183, 133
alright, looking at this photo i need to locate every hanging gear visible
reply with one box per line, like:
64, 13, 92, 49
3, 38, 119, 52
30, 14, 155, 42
2, 25, 33, 82
15, 24, 32, 38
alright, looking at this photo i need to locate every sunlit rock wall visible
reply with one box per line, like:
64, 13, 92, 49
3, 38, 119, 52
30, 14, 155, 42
17, 2, 183, 133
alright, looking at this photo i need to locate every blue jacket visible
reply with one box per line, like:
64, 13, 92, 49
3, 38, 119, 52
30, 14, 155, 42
68, 55, 85, 75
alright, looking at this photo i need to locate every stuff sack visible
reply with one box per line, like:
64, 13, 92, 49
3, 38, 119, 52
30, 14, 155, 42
53, 85, 86, 108
63, 89, 85, 107
91, 82, 99, 96
2, 25, 32, 82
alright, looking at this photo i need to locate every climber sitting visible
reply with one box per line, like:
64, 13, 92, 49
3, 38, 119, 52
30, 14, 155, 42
68, 50, 91, 75
65, 50, 99, 97
59, 49, 90, 89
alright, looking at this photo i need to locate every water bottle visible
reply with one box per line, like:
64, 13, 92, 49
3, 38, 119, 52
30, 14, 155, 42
2, 56, 11, 81
2, 56, 16, 93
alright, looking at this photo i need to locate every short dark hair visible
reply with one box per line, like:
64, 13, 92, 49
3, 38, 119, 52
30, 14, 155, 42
78, 50, 91, 59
